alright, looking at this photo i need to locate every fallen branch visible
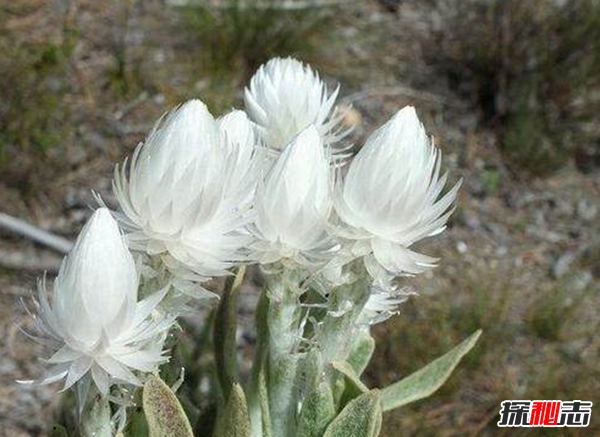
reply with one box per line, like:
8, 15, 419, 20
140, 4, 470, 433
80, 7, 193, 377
167, 0, 345, 10
0, 212, 73, 254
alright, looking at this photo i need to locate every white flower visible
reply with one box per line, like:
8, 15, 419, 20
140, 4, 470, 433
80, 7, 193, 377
251, 125, 337, 266
244, 57, 349, 155
20, 208, 172, 395
335, 106, 461, 279
218, 109, 264, 206
112, 100, 257, 283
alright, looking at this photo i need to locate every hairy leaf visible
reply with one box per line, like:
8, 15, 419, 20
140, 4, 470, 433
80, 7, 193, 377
381, 330, 482, 411
323, 390, 382, 437
214, 383, 252, 437
143, 375, 194, 437
347, 332, 375, 376
332, 361, 369, 394
298, 381, 336, 437
332, 360, 369, 408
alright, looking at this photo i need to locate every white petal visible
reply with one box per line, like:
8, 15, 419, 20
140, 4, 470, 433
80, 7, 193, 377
245, 57, 349, 153
96, 356, 141, 386
47, 345, 82, 364
371, 238, 439, 276
61, 356, 93, 392
91, 364, 111, 395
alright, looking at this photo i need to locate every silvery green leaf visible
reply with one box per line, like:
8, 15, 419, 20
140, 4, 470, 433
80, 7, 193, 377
298, 381, 336, 437
332, 361, 369, 408
332, 361, 369, 394
347, 332, 375, 376
215, 383, 252, 437
323, 390, 383, 437
318, 279, 370, 366
143, 375, 194, 437
381, 330, 482, 412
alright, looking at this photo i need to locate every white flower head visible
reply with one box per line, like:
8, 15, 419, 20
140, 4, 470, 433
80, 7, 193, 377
113, 100, 257, 282
20, 208, 172, 395
335, 106, 461, 279
244, 57, 349, 155
217, 109, 265, 206
251, 125, 338, 266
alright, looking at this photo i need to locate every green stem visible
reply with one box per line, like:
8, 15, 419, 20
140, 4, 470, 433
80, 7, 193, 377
214, 266, 246, 400
316, 277, 371, 392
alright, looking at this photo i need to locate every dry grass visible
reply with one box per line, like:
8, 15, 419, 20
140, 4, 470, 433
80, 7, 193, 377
1, 1, 599, 436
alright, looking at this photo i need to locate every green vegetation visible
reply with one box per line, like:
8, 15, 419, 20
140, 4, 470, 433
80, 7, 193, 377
0, 27, 74, 160
429, 0, 600, 176
0, 4, 76, 193
180, 0, 334, 77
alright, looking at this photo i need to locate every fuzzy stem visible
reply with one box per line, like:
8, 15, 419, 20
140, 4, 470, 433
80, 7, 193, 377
248, 289, 270, 437
81, 394, 112, 437
265, 270, 303, 437
317, 277, 371, 375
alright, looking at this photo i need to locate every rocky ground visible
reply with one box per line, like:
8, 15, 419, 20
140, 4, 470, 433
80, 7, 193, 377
0, 0, 598, 436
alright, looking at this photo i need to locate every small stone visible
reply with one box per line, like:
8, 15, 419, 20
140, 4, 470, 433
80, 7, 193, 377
553, 252, 576, 278
577, 199, 598, 222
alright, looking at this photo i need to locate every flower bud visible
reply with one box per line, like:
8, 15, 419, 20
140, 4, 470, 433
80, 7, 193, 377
245, 57, 349, 155
252, 125, 337, 266
335, 106, 461, 278
113, 100, 257, 280
20, 208, 172, 395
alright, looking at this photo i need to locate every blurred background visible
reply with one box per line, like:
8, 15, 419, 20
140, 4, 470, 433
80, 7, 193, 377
0, 0, 599, 435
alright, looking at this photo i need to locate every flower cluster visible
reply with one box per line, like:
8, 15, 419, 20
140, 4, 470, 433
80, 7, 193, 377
21, 57, 460, 433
